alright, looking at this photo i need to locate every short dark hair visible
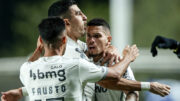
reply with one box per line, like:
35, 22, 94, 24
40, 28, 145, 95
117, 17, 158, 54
48, 0, 77, 18
38, 17, 65, 49
87, 18, 110, 30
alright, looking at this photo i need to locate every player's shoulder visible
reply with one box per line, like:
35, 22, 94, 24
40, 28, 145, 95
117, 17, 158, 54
77, 40, 87, 51
20, 57, 47, 69
62, 56, 83, 65
64, 57, 91, 68
20, 61, 32, 73
62, 56, 80, 61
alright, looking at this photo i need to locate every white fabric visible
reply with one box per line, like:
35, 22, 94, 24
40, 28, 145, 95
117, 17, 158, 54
65, 37, 96, 101
141, 82, 150, 90
21, 86, 28, 96
92, 59, 136, 101
64, 37, 137, 101
20, 56, 107, 101
63, 37, 88, 59
21, 37, 89, 96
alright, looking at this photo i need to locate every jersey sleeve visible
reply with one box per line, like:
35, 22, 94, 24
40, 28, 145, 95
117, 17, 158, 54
78, 59, 108, 83
19, 62, 31, 86
124, 66, 135, 80
19, 62, 30, 96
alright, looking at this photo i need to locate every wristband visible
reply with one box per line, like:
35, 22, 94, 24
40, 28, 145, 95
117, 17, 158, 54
141, 82, 150, 90
22, 87, 29, 96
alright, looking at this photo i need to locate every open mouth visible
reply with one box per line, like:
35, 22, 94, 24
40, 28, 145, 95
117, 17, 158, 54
89, 46, 95, 50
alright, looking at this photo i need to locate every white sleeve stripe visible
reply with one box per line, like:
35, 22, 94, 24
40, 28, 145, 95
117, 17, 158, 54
22, 87, 28, 96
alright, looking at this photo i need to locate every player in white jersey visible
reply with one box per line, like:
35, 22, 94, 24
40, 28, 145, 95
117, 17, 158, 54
85, 18, 173, 101
1, 1, 171, 101
85, 18, 138, 101
19, 17, 140, 101
0, 1, 121, 100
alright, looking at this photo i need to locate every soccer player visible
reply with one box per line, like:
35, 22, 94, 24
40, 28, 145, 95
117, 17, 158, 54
85, 18, 172, 101
1, 1, 121, 100
1, 17, 170, 101
1, 0, 171, 101
21, 17, 139, 101
86, 18, 138, 101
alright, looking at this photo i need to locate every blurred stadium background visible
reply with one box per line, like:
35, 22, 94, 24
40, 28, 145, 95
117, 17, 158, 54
0, 0, 180, 101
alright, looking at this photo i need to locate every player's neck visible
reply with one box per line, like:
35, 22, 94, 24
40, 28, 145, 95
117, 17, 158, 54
43, 47, 64, 57
92, 52, 103, 63
67, 32, 78, 42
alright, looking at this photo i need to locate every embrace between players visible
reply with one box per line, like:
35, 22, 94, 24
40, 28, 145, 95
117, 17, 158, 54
1, 0, 170, 101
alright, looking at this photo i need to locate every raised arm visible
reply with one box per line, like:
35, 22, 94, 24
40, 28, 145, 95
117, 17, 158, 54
28, 36, 44, 62
104, 45, 139, 80
99, 45, 170, 97
100, 45, 121, 66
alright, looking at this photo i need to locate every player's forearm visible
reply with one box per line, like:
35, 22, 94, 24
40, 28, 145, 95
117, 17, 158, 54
98, 78, 150, 91
107, 58, 131, 80
101, 78, 141, 91
99, 78, 170, 97
28, 47, 42, 62
1, 87, 23, 101
17, 87, 23, 98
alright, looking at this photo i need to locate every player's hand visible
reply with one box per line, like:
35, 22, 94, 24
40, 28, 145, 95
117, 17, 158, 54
101, 45, 121, 66
125, 91, 139, 101
149, 82, 170, 97
122, 45, 139, 62
1, 88, 23, 101
151, 36, 178, 57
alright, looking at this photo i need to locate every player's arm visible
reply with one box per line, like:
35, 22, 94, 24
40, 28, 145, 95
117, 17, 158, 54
125, 91, 139, 101
1, 37, 43, 101
1, 86, 28, 101
151, 35, 180, 58
101, 45, 121, 66
104, 45, 139, 80
28, 36, 44, 62
79, 45, 139, 84
98, 45, 170, 97
1, 88, 23, 101
98, 78, 170, 97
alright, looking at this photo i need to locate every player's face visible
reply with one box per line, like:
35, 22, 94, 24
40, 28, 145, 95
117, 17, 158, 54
86, 26, 109, 56
68, 5, 87, 39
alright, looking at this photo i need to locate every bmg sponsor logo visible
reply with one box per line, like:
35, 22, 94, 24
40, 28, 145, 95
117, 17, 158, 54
30, 69, 66, 81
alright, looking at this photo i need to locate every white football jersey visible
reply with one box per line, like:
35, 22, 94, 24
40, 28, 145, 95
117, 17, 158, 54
20, 56, 108, 101
93, 59, 136, 101
63, 37, 88, 59
21, 37, 89, 96
65, 37, 137, 101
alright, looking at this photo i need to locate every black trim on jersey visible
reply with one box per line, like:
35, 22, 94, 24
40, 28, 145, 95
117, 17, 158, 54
46, 97, 64, 101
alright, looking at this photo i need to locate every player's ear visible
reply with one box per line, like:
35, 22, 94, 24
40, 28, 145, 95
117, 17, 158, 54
62, 36, 67, 44
107, 36, 112, 45
39, 36, 43, 43
63, 19, 70, 25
